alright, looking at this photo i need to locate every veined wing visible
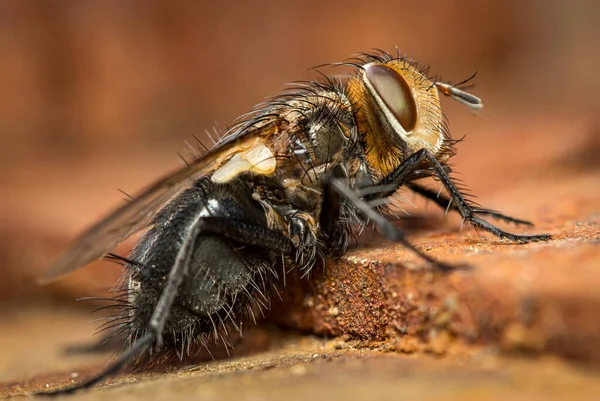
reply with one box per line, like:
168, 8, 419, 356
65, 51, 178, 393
41, 123, 278, 283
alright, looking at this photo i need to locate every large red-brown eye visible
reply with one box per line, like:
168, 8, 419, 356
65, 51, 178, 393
366, 64, 417, 132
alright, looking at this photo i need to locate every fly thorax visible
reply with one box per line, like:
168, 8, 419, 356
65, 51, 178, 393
277, 91, 355, 181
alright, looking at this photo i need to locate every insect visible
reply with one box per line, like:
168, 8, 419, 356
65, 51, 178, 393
39, 49, 550, 394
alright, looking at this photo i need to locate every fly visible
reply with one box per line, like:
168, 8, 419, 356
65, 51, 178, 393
38, 49, 551, 394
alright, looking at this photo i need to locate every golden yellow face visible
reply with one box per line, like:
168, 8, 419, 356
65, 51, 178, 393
348, 59, 451, 177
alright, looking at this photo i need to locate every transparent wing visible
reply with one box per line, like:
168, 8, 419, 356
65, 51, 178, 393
41, 132, 268, 283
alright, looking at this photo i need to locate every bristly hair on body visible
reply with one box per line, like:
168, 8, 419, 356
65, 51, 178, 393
91, 49, 475, 359
38, 48, 551, 395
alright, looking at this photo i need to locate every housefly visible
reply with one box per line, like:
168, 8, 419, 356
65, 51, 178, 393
39, 50, 551, 394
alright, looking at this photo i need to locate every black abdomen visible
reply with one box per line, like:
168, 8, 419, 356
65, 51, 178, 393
125, 177, 279, 350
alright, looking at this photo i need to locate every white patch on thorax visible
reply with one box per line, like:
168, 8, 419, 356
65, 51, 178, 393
211, 142, 276, 183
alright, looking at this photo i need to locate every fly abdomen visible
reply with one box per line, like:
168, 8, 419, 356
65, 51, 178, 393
123, 177, 280, 352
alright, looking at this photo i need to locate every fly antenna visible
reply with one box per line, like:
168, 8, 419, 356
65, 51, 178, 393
434, 72, 483, 111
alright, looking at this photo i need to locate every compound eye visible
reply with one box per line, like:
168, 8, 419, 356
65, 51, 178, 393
366, 64, 417, 132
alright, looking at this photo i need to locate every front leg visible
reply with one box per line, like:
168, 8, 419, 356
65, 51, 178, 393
369, 149, 551, 243
407, 182, 534, 227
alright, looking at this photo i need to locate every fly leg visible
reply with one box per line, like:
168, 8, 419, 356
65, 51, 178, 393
38, 217, 293, 395
319, 165, 352, 258
407, 182, 534, 227
366, 149, 551, 242
148, 217, 293, 348
326, 179, 459, 271
323, 165, 459, 272
288, 212, 322, 275
37, 331, 155, 395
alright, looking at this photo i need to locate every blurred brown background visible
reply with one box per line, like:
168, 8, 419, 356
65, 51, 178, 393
0, 0, 598, 306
